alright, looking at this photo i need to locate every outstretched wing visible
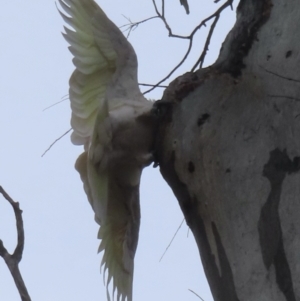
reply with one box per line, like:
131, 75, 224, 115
59, 1, 144, 300
58, 0, 141, 147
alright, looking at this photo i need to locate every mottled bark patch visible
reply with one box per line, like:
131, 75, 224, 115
211, 222, 240, 301
258, 148, 299, 301
216, 0, 272, 77
285, 50, 292, 58
159, 150, 240, 301
197, 113, 210, 127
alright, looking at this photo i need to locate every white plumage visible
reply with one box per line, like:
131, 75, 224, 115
59, 1, 156, 300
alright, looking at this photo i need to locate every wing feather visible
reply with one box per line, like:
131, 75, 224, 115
59, 0, 117, 147
59, 1, 144, 300
75, 150, 139, 301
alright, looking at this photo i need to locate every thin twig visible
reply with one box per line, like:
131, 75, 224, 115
42, 95, 69, 111
159, 218, 185, 262
0, 186, 31, 301
188, 289, 205, 301
189, 0, 233, 70
143, 38, 193, 95
121, 15, 159, 38
143, 0, 234, 94
119, 0, 234, 94
41, 128, 72, 157
152, 0, 187, 39
139, 83, 168, 88
191, 14, 220, 70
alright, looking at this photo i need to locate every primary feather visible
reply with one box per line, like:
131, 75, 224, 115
59, 1, 156, 300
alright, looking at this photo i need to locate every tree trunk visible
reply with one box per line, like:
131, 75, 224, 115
156, 0, 300, 300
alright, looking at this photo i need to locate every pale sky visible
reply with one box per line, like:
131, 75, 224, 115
0, 1, 236, 300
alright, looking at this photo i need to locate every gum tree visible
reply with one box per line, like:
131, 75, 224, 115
156, 0, 300, 300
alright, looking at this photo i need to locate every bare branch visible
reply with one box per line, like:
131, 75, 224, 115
119, 0, 234, 94
189, 0, 234, 70
41, 128, 72, 157
0, 186, 31, 301
191, 14, 220, 71
152, 0, 187, 39
120, 15, 159, 38
143, 38, 193, 94
162, 0, 165, 17
143, 0, 234, 94
188, 289, 205, 301
139, 83, 168, 88
43, 94, 69, 111
159, 218, 185, 262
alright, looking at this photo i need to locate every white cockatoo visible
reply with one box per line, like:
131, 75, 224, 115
58, 1, 157, 300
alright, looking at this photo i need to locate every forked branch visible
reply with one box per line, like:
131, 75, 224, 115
121, 0, 234, 94
143, 0, 234, 94
120, 15, 159, 38
0, 186, 31, 301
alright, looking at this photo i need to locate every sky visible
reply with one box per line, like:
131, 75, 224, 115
0, 1, 237, 300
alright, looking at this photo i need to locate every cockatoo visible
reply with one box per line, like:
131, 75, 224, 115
58, 1, 157, 300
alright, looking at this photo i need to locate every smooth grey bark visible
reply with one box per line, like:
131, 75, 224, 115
155, 0, 300, 300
